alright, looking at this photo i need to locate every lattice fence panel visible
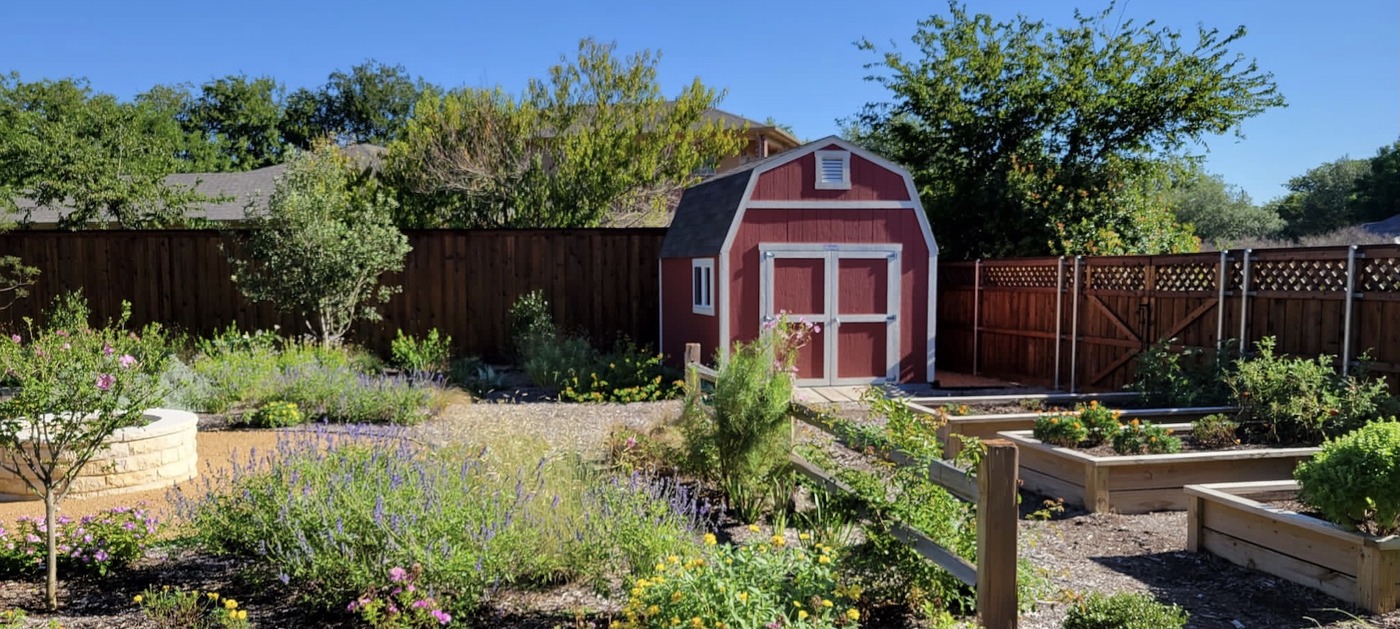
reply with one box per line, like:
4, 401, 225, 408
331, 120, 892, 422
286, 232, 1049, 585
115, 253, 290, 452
1250, 259, 1348, 293
1087, 265, 1145, 291
1360, 256, 1400, 293
982, 265, 1059, 288
1156, 263, 1217, 292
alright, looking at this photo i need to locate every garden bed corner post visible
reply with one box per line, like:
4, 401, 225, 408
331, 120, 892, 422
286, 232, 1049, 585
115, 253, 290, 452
976, 439, 1019, 628
684, 342, 701, 395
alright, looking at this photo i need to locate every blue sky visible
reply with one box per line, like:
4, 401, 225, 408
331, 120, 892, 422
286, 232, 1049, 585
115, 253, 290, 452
4, 0, 1397, 204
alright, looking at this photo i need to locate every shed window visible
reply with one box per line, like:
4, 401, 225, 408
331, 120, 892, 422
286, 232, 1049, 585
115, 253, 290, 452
692, 259, 715, 316
814, 150, 851, 190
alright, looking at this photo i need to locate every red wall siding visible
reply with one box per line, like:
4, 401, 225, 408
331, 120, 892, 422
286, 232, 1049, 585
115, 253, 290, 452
661, 257, 721, 366
727, 210, 931, 382
751, 149, 911, 202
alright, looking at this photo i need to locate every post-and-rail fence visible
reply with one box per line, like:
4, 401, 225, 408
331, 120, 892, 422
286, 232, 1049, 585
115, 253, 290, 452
684, 343, 1020, 629
938, 245, 1400, 393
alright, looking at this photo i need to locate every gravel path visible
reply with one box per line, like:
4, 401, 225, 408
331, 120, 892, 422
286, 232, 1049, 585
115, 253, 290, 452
414, 398, 683, 457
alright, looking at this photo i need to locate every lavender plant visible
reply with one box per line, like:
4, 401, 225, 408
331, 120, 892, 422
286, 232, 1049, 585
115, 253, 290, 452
0, 298, 168, 609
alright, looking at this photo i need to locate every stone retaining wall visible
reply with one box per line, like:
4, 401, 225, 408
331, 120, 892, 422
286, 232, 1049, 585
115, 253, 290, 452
0, 409, 198, 501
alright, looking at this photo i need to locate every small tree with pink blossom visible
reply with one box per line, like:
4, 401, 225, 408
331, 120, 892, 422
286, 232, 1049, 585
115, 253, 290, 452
0, 297, 168, 609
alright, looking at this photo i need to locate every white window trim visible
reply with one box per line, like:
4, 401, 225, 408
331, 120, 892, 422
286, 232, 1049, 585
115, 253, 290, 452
692, 258, 715, 316
814, 150, 851, 190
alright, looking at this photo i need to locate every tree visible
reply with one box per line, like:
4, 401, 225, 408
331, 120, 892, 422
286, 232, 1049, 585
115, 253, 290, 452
0, 296, 167, 609
1352, 139, 1400, 224
134, 83, 226, 171
0, 74, 209, 228
1267, 157, 1369, 239
280, 60, 429, 149
850, 2, 1284, 259
1167, 166, 1283, 245
228, 143, 410, 346
183, 74, 288, 170
0, 256, 39, 311
386, 38, 745, 228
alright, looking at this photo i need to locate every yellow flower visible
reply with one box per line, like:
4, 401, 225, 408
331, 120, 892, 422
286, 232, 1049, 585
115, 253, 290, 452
133, 595, 143, 604
737, 592, 749, 603
668, 555, 681, 564
671, 591, 683, 603
237, 610, 247, 620
846, 608, 861, 621
822, 599, 833, 608
798, 533, 810, 541
647, 605, 660, 615
770, 534, 786, 547
797, 610, 809, 620
690, 618, 703, 628
703, 533, 717, 546
207, 592, 219, 600
847, 585, 863, 599
748, 524, 760, 533
224, 599, 238, 609
671, 618, 681, 627
818, 555, 831, 564
655, 563, 666, 572
793, 601, 802, 608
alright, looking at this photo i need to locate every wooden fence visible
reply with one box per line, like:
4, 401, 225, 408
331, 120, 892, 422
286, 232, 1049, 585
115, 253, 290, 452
937, 245, 1400, 391
0, 229, 667, 359
684, 344, 1021, 628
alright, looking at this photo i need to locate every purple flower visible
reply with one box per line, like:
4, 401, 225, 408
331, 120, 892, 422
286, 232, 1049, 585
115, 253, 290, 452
412, 599, 431, 609
93, 549, 109, 562
95, 373, 115, 391
118, 354, 137, 369
388, 566, 407, 582
102, 343, 114, 356
432, 609, 452, 625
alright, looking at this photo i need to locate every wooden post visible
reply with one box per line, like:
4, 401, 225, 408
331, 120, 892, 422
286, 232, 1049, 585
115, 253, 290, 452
1358, 542, 1400, 614
684, 342, 701, 396
1185, 494, 1205, 553
976, 439, 1019, 629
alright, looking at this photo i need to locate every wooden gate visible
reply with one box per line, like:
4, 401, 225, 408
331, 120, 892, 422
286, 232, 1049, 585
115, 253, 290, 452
1077, 257, 1153, 390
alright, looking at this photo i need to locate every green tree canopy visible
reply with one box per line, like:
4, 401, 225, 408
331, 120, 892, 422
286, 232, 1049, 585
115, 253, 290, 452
184, 74, 288, 170
849, 2, 1285, 259
227, 143, 410, 346
1352, 139, 1400, 224
281, 60, 429, 149
1267, 156, 1370, 239
386, 38, 745, 228
1166, 166, 1283, 245
0, 74, 208, 228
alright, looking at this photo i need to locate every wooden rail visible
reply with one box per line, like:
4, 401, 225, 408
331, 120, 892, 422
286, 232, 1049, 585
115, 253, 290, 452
684, 343, 1020, 628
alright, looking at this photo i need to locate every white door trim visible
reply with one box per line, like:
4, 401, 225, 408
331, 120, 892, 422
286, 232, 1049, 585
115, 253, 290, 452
759, 242, 902, 386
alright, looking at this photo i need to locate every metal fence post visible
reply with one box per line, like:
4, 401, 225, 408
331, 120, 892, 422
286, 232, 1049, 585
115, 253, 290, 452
973, 259, 982, 376
1238, 250, 1253, 349
1216, 250, 1228, 353
1342, 245, 1358, 375
1070, 257, 1083, 393
1054, 257, 1066, 390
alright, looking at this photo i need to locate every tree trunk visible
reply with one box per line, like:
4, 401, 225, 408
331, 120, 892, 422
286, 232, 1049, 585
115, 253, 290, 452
45, 492, 58, 610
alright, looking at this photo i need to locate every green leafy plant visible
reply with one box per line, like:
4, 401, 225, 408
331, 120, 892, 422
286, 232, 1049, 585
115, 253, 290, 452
616, 534, 861, 629
247, 401, 304, 428
1128, 339, 1234, 407
558, 339, 680, 403
1190, 414, 1240, 449
508, 289, 553, 362
1110, 420, 1181, 455
0, 299, 168, 609
1062, 592, 1187, 629
1076, 402, 1123, 445
135, 587, 250, 629
1033, 413, 1088, 448
0, 608, 25, 629
1295, 420, 1400, 535
1230, 337, 1397, 444
390, 328, 452, 375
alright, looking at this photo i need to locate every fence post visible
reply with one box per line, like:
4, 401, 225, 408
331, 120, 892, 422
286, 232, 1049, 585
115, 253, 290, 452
684, 342, 701, 395
1054, 257, 1065, 390
1215, 250, 1228, 353
1342, 245, 1358, 376
973, 259, 983, 376
1069, 257, 1083, 393
1237, 249, 1253, 348
977, 439, 1019, 629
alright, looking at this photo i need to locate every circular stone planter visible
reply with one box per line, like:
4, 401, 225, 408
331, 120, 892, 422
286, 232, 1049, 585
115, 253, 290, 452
0, 409, 199, 501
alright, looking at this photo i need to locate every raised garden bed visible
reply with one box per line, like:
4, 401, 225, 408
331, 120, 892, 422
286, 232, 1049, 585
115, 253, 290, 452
929, 405, 1235, 459
1185, 481, 1400, 613
1000, 425, 1318, 514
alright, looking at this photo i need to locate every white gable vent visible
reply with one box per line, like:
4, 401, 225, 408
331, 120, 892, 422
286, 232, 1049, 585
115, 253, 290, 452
814, 150, 851, 190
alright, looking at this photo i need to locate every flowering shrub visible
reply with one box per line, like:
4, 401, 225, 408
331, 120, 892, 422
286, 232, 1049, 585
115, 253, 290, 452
1032, 414, 1087, 447
0, 505, 159, 577
135, 586, 250, 629
1076, 402, 1122, 445
178, 427, 710, 618
246, 401, 304, 428
348, 564, 453, 627
940, 404, 972, 417
1109, 420, 1181, 455
617, 534, 862, 629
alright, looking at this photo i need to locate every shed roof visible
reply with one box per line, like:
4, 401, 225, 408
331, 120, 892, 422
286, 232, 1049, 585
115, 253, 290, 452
660, 167, 753, 258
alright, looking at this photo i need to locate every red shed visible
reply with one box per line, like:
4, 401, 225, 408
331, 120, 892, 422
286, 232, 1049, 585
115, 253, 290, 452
660, 137, 938, 385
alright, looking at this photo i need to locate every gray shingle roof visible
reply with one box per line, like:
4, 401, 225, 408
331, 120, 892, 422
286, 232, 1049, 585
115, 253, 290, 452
660, 168, 753, 258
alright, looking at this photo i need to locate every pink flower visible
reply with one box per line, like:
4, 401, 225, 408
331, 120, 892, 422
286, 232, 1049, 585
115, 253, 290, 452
95, 373, 115, 391
102, 343, 114, 356
812, 324, 822, 334
412, 600, 431, 609
118, 354, 137, 369
54, 330, 67, 337
389, 566, 408, 582
8, 335, 18, 343
432, 609, 452, 624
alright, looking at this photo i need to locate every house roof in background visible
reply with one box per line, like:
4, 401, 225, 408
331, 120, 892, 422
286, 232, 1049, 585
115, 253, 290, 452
702, 108, 801, 147
1360, 214, 1400, 236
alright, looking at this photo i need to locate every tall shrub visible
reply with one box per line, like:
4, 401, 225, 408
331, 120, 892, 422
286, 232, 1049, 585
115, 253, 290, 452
0, 298, 168, 609
1295, 421, 1400, 535
227, 143, 411, 347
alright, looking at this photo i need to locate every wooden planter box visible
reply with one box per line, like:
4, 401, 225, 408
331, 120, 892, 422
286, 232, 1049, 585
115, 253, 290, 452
932, 406, 1235, 459
1186, 481, 1400, 613
1000, 426, 1318, 514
